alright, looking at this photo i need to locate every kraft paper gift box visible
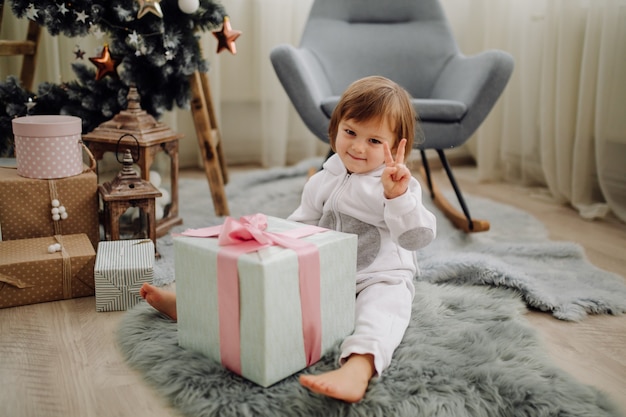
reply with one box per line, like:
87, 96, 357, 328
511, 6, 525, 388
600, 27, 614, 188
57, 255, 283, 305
0, 234, 96, 309
94, 239, 155, 312
0, 167, 99, 249
175, 214, 357, 387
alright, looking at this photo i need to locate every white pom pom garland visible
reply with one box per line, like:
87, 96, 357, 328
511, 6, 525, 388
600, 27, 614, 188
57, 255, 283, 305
50, 200, 68, 222
48, 243, 62, 253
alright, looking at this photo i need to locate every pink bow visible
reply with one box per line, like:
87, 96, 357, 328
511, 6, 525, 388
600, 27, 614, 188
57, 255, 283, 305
180, 214, 326, 375
218, 214, 272, 246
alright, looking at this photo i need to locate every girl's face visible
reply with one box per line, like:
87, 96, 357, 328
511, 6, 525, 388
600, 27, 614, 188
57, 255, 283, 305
335, 117, 396, 174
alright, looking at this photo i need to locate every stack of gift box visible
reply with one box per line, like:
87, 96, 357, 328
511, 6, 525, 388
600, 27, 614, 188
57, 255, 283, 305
1, 116, 359, 387
0, 115, 155, 312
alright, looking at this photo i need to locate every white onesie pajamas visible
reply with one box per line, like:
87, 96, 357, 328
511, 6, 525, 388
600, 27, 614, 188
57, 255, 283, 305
288, 154, 437, 376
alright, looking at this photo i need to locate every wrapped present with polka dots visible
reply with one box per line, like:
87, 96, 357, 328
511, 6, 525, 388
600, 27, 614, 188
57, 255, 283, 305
0, 234, 96, 309
94, 239, 155, 312
12, 115, 85, 180
0, 167, 99, 249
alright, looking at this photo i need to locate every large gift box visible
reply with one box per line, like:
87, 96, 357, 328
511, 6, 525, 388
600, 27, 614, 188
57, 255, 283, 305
0, 167, 99, 249
175, 214, 357, 387
94, 239, 155, 312
0, 234, 96, 308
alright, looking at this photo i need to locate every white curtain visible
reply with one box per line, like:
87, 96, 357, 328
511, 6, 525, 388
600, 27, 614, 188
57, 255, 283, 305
2, 0, 625, 223
441, 0, 626, 223
172, 0, 324, 168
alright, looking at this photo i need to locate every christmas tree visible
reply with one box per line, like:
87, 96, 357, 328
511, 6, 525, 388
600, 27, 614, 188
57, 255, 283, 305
0, 0, 235, 156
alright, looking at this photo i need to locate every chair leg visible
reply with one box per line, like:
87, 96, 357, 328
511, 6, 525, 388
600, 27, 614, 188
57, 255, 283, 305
418, 150, 490, 233
436, 149, 474, 231
420, 149, 435, 199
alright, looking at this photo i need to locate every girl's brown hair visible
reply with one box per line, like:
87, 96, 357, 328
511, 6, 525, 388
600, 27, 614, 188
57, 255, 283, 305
328, 76, 420, 157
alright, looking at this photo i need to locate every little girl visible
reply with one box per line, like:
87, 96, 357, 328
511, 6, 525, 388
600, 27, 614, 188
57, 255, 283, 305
141, 75, 436, 403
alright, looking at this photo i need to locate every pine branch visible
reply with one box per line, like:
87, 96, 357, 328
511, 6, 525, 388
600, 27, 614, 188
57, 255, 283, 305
1, 0, 228, 156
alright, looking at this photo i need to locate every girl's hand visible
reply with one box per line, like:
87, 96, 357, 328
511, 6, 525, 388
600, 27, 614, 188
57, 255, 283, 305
382, 138, 411, 199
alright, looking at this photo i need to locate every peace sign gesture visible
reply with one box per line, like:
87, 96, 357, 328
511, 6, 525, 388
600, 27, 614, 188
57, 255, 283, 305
382, 138, 411, 199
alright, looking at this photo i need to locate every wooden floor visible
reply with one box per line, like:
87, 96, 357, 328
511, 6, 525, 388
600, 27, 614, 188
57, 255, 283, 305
1, 163, 625, 417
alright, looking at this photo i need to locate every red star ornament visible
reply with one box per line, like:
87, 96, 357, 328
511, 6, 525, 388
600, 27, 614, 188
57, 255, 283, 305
212, 16, 242, 54
89, 44, 121, 80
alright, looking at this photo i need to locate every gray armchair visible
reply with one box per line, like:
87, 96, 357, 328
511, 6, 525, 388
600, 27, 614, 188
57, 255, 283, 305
270, 0, 514, 232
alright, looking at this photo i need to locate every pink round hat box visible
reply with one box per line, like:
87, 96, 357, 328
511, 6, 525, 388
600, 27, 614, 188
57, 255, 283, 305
12, 115, 84, 179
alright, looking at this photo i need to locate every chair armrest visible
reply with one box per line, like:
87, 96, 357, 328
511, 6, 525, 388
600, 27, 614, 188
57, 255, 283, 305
270, 44, 334, 143
431, 50, 514, 110
427, 50, 514, 145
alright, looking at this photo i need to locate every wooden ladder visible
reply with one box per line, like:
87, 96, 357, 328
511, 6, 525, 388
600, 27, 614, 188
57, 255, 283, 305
0, 0, 41, 91
189, 70, 230, 217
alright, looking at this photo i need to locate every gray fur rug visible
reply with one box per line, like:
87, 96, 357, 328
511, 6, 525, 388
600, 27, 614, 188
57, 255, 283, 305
117, 158, 626, 417
152, 157, 626, 321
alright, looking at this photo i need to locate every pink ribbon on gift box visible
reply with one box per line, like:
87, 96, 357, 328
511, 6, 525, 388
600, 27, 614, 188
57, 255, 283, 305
181, 213, 328, 375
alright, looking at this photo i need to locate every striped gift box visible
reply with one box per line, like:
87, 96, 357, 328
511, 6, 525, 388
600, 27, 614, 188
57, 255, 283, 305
94, 239, 154, 312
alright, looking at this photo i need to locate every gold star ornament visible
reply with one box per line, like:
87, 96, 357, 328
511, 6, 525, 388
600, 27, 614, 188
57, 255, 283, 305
89, 44, 121, 80
137, 0, 163, 19
212, 16, 242, 54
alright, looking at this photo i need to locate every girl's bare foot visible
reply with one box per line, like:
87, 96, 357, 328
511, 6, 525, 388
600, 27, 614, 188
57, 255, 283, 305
139, 283, 178, 321
299, 354, 375, 403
